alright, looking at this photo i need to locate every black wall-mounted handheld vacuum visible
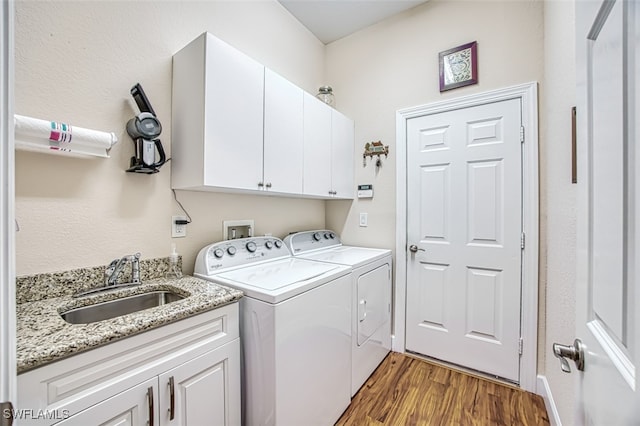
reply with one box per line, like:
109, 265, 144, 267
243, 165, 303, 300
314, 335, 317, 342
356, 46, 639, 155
126, 83, 167, 174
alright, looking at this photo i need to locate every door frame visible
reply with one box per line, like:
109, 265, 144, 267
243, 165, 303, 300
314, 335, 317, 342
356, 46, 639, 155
394, 82, 539, 392
0, 0, 16, 412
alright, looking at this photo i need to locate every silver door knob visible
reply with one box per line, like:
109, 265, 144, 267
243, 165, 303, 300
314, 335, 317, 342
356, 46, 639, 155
552, 338, 585, 373
409, 245, 425, 253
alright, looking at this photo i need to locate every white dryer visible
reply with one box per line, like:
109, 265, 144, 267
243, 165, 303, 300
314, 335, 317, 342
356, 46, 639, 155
194, 236, 351, 426
283, 230, 392, 395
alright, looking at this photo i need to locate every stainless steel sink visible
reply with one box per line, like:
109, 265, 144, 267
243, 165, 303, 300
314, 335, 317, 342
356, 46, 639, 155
60, 290, 185, 324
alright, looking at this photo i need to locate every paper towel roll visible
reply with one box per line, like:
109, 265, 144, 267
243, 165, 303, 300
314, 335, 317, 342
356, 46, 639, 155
14, 114, 118, 157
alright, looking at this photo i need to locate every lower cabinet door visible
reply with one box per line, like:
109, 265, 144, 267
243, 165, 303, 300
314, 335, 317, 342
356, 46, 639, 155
158, 339, 241, 426
56, 378, 158, 426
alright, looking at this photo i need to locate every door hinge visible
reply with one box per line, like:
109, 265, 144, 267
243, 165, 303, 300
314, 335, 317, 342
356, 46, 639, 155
519, 338, 524, 355
521, 232, 526, 249
520, 126, 525, 143
0, 401, 14, 426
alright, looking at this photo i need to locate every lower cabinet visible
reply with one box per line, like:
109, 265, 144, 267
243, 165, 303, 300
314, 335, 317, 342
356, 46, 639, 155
56, 340, 240, 426
55, 378, 157, 426
159, 341, 240, 426
18, 303, 240, 426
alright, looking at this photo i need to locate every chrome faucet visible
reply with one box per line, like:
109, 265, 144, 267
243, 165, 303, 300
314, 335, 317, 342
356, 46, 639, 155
73, 253, 142, 298
105, 252, 141, 286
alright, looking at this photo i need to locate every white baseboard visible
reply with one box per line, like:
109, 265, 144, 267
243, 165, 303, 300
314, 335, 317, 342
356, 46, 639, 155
537, 375, 562, 426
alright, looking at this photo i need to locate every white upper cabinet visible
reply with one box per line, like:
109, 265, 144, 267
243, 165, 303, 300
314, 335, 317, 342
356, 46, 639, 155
331, 109, 355, 198
172, 32, 354, 199
263, 69, 304, 195
303, 93, 355, 199
172, 33, 264, 192
303, 92, 332, 197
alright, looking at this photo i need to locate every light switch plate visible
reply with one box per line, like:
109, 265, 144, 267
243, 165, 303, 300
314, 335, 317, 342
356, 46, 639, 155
359, 213, 368, 227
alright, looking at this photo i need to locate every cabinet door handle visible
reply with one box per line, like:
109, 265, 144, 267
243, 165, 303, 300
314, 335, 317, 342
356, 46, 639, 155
359, 299, 367, 322
257, 182, 264, 188
147, 386, 155, 426
169, 376, 175, 420
265, 182, 272, 188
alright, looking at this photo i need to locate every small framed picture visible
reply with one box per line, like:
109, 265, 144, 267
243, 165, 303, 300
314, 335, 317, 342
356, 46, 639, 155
439, 41, 478, 92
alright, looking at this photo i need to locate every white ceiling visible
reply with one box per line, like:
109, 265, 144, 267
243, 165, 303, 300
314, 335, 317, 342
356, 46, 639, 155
278, 0, 429, 44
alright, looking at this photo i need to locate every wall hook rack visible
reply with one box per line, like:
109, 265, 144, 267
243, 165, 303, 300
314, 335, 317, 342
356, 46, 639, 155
363, 141, 389, 167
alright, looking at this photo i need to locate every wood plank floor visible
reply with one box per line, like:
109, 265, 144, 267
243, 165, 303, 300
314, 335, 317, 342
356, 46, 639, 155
336, 352, 549, 426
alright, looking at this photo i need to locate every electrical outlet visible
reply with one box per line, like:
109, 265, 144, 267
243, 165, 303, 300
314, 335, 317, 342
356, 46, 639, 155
172, 215, 187, 238
359, 213, 368, 227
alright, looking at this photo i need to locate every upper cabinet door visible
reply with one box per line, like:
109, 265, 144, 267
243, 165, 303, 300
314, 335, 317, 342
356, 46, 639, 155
203, 34, 264, 191
264, 69, 304, 194
172, 32, 264, 192
303, 93, 332, 197
330, 110, 354, 198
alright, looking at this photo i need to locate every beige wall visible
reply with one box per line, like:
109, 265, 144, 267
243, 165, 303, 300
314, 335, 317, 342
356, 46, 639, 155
325, 0, 544, 248
14, 0, 327, 275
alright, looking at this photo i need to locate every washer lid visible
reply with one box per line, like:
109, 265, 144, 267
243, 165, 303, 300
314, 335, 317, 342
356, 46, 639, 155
214, 257, 350, 303
298, 246, 391, 268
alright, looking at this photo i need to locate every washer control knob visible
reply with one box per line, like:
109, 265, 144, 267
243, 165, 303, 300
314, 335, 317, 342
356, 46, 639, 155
324, 232, 331, 239
274, 240, 283, 248
313, 232, 322, 241
213, 248, 224, 259
227, 246, 237, 256
246, 241, 257, 253
329, 232, 336, 239
265, 241, 274, 249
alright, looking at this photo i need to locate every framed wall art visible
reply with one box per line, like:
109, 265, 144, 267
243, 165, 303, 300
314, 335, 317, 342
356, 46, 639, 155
439, 41, 478, 92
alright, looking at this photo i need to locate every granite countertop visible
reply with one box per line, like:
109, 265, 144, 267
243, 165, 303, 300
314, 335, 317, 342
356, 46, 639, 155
17, 275, 243, 373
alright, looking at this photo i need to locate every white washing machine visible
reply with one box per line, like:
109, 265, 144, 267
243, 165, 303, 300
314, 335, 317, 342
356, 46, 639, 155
194, 236, 351, 426
283, 230, 392, 395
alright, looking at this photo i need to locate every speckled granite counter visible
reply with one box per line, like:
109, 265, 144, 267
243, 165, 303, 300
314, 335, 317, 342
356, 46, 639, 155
16, 258, 243, 373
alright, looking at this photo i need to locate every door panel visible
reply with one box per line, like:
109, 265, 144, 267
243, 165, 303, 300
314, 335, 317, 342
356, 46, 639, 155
466, 267, 502, 343
202, 34, 264, 191
264, 69, 303, 194
420, 164, 450, 241
303, 93, 332, 197
357, 264, 390, 346
575, 0, 639, 422
330, 109, 355, 198
406, 98, 522, 382
56, 378, 157, 426
590, 0, 625, 342
417, 263, 448, 330
159, 341, 241, 426
467, 160, 503, 245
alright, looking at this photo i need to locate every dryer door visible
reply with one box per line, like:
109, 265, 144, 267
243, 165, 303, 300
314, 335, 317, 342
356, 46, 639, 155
357, 263, 391, 346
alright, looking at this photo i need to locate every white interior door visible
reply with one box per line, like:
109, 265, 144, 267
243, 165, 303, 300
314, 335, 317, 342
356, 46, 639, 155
405, 98, 523, 382
569, 0, 640, 422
